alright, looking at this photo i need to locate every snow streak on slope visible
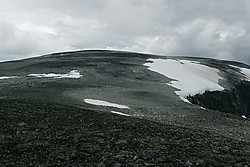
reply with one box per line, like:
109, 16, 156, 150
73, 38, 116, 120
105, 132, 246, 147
111, 111, 130, 117
144, 59, 224, 103
0, 76, 18, 79
230, 65, 250, 81
241, 68, 250, 81
84, 99, 130, 109
28, 70, 82, 79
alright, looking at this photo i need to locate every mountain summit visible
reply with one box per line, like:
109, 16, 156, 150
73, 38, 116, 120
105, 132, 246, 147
0, 50, 249, 166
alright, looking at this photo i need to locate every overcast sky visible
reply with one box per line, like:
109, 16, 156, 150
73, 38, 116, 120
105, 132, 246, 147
0, 0, 249, 64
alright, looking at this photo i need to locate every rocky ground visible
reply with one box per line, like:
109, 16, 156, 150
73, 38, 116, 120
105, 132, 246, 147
0, 98, 249, 167
0, 50, 250, 166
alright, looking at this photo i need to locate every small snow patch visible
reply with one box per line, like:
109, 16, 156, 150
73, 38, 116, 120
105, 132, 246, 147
84, 99, 130, 109
242, 115, 247, 119
28, 70, 82, 79
230, 65, 250, 81
0, 76, 18, 79
144, 58, 224, 103
111, 111, 130, 117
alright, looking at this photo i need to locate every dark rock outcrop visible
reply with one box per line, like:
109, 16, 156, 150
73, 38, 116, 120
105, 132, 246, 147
187, 81, 250, 117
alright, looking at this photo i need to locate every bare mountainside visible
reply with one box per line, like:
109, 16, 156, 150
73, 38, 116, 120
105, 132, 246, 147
0, 50, 249, 166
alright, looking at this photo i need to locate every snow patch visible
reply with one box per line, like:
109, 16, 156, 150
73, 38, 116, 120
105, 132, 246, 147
144, 58, 224, 102
111, 111, 130, 117
241, 68, 250, 81
0, 76, 18, 79
230, 65, 250, 81
28, 70, 82, 79
84, 99, 130, 109
242, 115, 247, 119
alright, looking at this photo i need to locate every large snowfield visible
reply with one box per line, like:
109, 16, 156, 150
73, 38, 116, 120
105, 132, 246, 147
144, 58, 224, 102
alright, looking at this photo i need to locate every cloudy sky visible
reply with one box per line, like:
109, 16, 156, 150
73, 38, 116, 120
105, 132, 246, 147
0, 0, 249, 64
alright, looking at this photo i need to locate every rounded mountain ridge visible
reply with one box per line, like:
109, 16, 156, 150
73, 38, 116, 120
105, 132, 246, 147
0, 50, 249, 138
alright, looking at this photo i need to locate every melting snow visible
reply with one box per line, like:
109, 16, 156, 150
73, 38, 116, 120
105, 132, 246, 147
28, 70, 82, 79
84, 99, 130, 109
241, 68, 250, 81
230, 65, 250, 81
144, 58, 224, 102
111, 111, 130, 116
0, 76, 18, 79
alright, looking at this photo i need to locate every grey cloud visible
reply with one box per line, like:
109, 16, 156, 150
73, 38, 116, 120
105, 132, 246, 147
0, 0, 249, 64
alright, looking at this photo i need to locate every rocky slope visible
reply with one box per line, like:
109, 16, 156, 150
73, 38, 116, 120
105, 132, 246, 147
0, 50, 249, 166
0, 99, 249, 166
188, 81, 250, 117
